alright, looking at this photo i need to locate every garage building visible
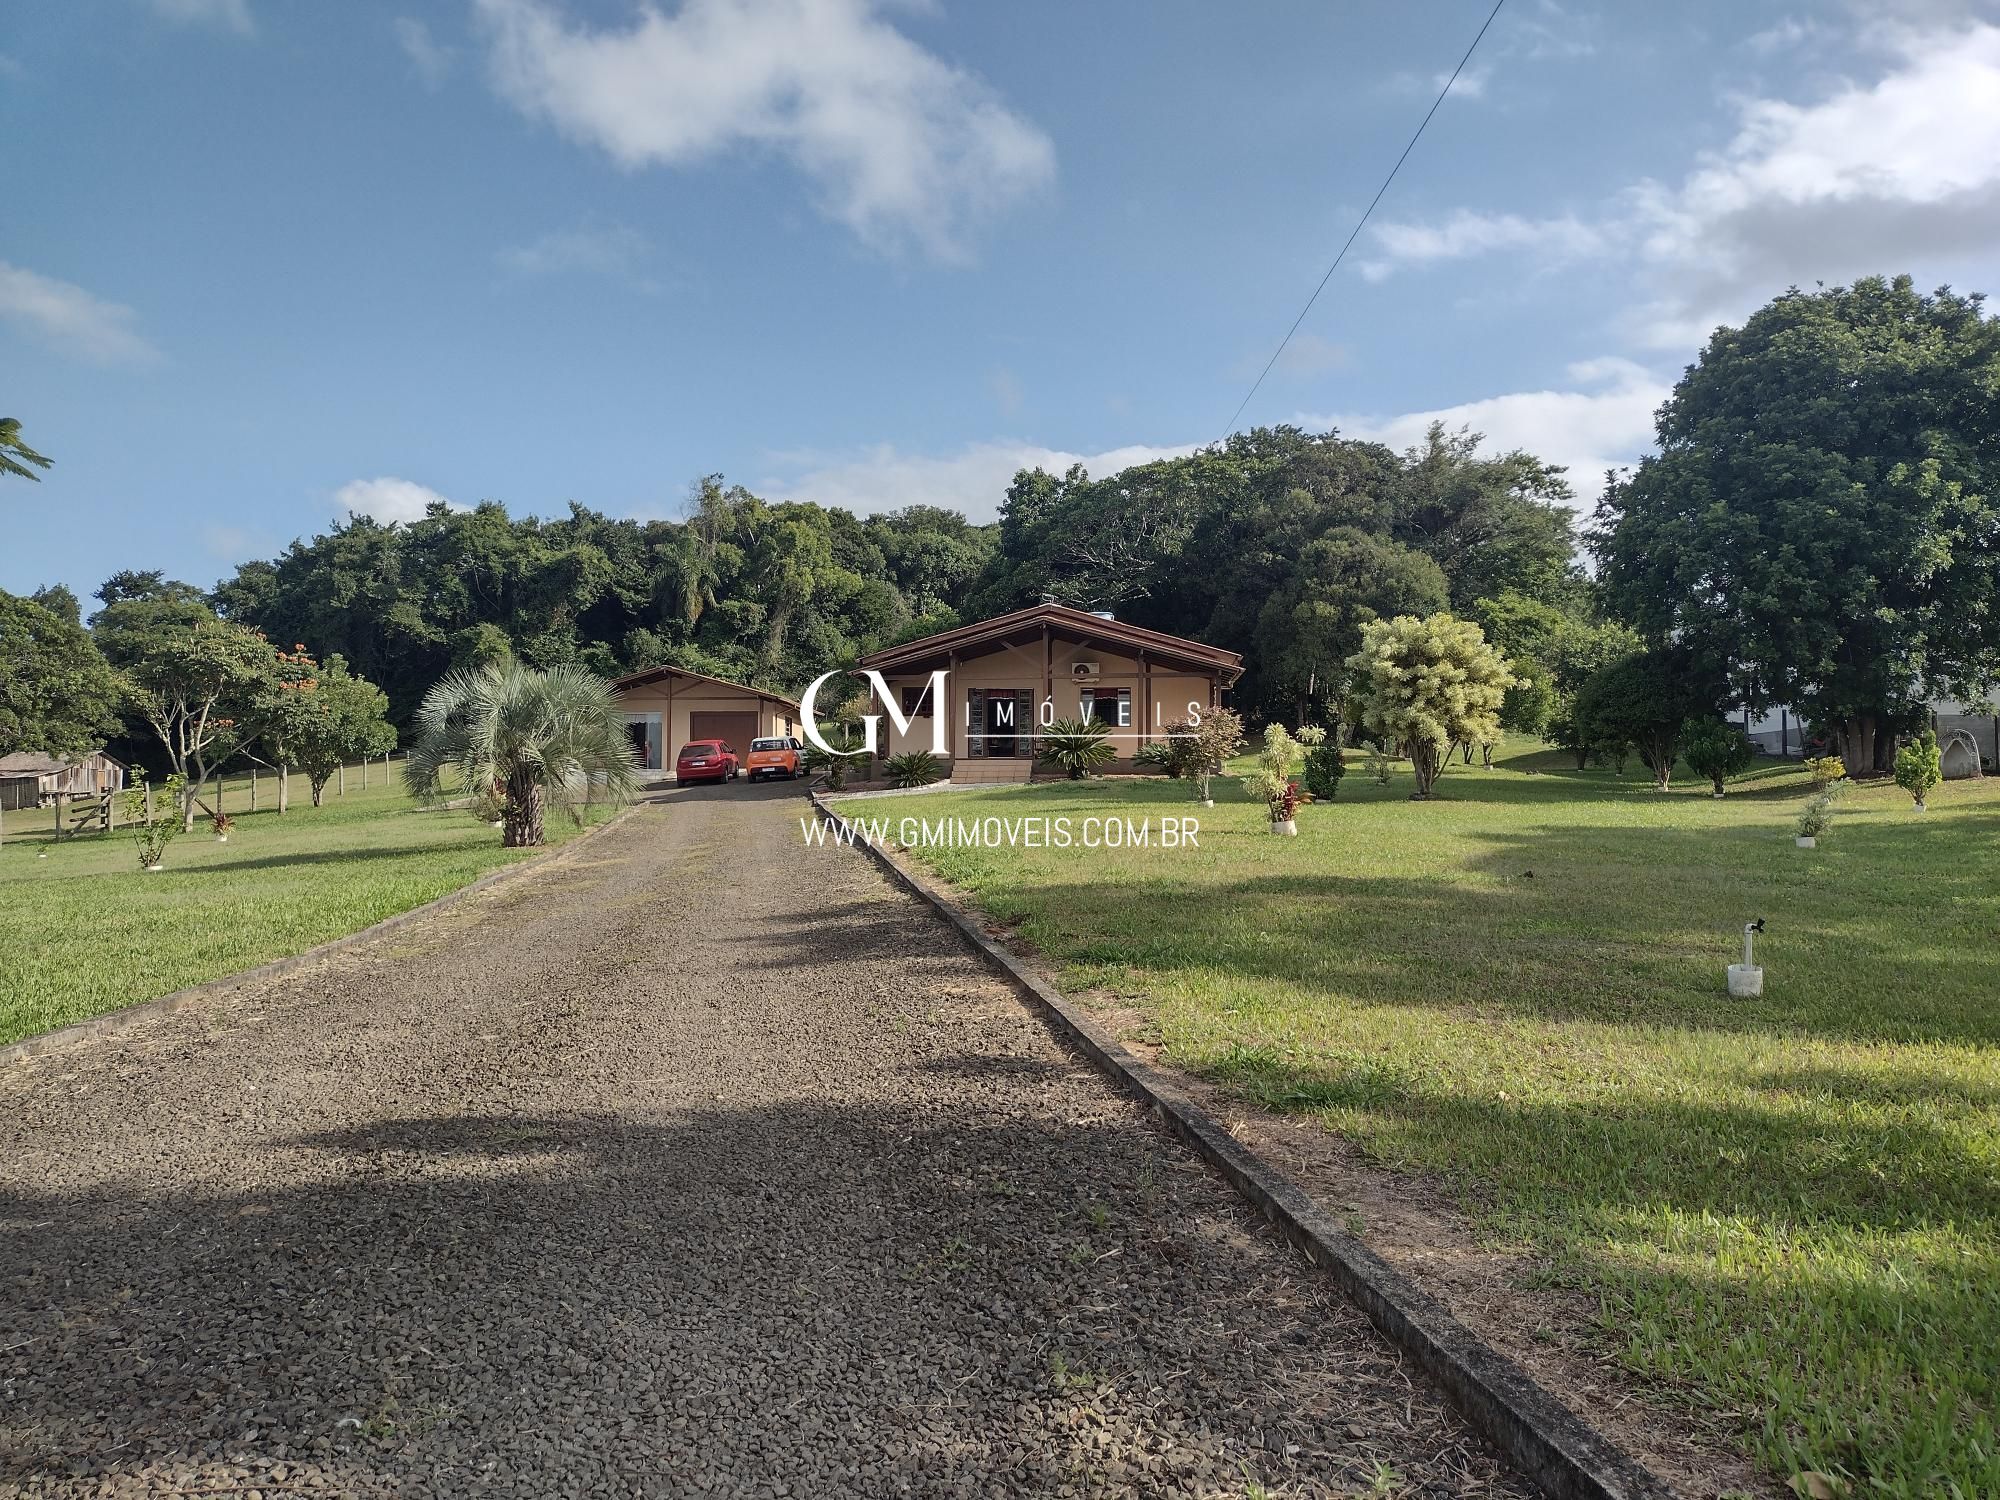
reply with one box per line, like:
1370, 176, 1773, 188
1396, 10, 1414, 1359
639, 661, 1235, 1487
610, 665, 801, 778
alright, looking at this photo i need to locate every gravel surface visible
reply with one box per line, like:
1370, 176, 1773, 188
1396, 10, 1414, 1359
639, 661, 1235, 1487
1, 783, 1527, 1499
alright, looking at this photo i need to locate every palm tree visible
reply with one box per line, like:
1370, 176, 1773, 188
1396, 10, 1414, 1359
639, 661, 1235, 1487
1, 418, 52, 483
404, 662, 640, 847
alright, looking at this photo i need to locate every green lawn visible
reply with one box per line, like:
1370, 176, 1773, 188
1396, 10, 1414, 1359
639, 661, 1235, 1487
0, 774, 611, 1046
892, 747, 2000, 1497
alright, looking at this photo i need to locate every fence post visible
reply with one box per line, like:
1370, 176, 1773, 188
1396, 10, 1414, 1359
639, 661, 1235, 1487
363, 757, 369, 789
251, 767, 258, 812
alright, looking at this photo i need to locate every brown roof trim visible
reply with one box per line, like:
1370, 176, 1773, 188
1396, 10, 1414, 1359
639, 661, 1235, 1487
610, 663, 800, 712
859, 603, 1243, 684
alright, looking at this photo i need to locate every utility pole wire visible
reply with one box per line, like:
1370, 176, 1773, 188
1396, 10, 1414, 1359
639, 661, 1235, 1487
1219, 0, 1509, 443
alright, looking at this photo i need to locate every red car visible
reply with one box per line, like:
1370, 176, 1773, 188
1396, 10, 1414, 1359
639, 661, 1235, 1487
675, 739, 740, 786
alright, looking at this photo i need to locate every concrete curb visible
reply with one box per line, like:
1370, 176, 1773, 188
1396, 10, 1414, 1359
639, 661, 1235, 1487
808, 790, 1682, 1500
1, 803, 641, 1068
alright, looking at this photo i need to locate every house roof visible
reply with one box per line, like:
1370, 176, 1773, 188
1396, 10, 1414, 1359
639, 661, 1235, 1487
859, 602, 1244, 685
609, 662, 801, 711
0, 751, 118, 777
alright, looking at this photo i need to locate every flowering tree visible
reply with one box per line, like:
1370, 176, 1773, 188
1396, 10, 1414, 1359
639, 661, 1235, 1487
1346, 614, 1513, 799
264, 647, 397, 808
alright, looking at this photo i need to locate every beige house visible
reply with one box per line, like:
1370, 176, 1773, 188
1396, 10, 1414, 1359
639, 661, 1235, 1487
856, 603, 1243, 783
0, 750, 128, 812
610, 664, 800, 776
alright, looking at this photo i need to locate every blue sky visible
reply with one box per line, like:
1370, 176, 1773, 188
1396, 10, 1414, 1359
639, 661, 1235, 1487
7, 0, 2000, 603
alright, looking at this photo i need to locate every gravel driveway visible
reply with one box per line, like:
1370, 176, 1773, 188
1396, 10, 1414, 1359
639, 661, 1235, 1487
1, 783, 1525, 1499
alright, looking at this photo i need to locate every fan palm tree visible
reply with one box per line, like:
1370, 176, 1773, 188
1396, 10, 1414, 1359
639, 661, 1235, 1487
403, 662, 640, 847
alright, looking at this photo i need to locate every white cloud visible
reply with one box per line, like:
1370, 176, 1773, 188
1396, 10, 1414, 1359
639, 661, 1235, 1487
1362, 22, 2000, 347
0, 262, 160, 366
1307, 357, 1669, 512
334, 477, 462, 525
394, 16, 454, 86
1358, 210, 1606, 281
759, 439, 1196, 521
145, 0, 252, 35
472, 0, 1055, 261
496, 222, 654, 286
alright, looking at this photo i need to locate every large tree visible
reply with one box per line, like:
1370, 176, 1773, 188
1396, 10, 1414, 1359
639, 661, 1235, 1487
1593, 276, 2000, 776
0, 589, 120, 758
1253, 527, 1448, 727
94, 580, 281, 827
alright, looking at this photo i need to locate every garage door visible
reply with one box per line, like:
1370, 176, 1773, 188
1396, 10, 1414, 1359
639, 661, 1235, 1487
687, 710, 760, 759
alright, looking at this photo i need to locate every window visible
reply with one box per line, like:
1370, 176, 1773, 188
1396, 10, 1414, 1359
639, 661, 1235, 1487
1080, 688, 1130, 729
900, 682, 932, 716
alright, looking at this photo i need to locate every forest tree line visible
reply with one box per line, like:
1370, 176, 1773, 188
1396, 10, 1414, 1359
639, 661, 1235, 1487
7, 275, 1997, 785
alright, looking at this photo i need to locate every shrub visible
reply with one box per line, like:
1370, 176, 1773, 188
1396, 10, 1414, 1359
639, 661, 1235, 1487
802, 722, 870, 790
1160, 708, 1246, 802
883, 750, 943, 789
1038, 717, 1116, 780
1364, 745, 1393, 785
1302, 740, 1346, 800
1681, 719, 1756, 796
1804, 754, 1847, 792
1132, 740, 1176, 775
1796, 792, 1836, 840
1894, 730, 1943, 810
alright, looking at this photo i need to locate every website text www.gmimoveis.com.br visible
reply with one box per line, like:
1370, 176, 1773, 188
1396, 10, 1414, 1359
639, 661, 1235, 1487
801, 814, 1201, 851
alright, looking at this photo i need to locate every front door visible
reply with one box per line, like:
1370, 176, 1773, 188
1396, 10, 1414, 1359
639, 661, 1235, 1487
969, 688, 1033, 758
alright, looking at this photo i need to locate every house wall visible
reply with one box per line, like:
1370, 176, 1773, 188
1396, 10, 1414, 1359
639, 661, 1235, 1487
872, 636, 1219, 764
614, 679, 797, 771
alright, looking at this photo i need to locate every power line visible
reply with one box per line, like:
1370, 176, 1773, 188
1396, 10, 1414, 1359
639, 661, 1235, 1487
1219, 0, 1509, 443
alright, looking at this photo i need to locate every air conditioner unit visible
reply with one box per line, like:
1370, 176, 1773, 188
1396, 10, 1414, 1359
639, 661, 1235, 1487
1070, 661, 1101, 682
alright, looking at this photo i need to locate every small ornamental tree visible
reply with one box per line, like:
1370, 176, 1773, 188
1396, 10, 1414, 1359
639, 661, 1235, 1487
1160, 707, 1245, 804
1681, 719, 1757, 797
1241, 724, 1318, 823
1345, 614, 1513, 799
1894, 730, 1943, 811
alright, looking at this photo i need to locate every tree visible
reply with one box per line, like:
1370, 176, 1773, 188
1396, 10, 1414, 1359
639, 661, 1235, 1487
403, 662, 639, 847
1346, 614, 1514, 799
264, 650, 397, 808
1593, 276, 2000, 778
0, 589, 121, 760
1681, 719, 1757, 797
95, 588, 281, 828
1253, 528, 1448, 727
1571, 649, 1716, 790
1, 418, 52, 483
